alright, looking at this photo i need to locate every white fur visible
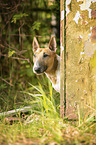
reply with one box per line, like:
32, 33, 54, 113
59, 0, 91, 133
33, 57, 39, 73
52, 55, 60, 92
33, 49, 41, 74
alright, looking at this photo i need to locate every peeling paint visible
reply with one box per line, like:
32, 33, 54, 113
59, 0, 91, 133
61, 0, 72, 19
67, 0, 71, 5
89, 9, 92, 18
79, 1, 91, 11
79, 0, 95, 18
73, 11, 82, 24
61, 42, 64, 54
79, 35, 83, 39
84, 21, 88, 25
61, 10, 64, 21
66, 6, 70, 16
66, 0, 71, 16
80, 52, 84, 55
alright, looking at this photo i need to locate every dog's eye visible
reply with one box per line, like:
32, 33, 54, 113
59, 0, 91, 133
43, 53, 49, 58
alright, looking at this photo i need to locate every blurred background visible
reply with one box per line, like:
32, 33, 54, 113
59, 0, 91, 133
0, 0, 60, 112
0, 1, 96, 144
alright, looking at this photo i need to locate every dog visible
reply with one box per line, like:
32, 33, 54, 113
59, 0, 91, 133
33, 36, 60, 92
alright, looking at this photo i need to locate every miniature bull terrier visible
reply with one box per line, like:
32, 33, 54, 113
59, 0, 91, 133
33, 36, 60, 92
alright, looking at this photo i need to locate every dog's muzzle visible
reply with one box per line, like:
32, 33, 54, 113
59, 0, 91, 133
33, 65, 48, 74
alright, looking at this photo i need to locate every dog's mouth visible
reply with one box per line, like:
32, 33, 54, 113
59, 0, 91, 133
33, 65, 48, 75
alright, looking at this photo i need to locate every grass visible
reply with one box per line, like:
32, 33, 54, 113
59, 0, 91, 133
0, 80, 96, 145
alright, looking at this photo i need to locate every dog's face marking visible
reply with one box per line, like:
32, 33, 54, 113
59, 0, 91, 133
33, 37, 57, 75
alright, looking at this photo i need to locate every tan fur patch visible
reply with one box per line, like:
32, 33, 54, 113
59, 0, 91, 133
46, 55, 58, 85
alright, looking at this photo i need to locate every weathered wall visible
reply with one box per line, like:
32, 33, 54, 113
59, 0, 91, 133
63, 0, 96, 119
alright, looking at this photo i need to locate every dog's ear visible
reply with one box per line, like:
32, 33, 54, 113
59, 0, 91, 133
33, 37, 39, 53
49, 36, 57, 52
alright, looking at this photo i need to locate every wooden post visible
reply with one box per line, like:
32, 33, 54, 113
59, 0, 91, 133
60, 0, 96, 120
60, 0, 66, 119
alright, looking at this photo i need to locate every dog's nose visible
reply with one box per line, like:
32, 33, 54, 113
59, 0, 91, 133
34, 67, 41, 74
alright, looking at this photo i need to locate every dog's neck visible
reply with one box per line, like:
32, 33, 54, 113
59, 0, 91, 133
45, 55, 60, 92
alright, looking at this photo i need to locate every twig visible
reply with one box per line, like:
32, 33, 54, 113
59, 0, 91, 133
0, 77, 13, 86
4, 42, 27, 57
3, 34, 42, 37
11, 56, 30, 63
0, 54, 32, 67
0, 106, 32, 117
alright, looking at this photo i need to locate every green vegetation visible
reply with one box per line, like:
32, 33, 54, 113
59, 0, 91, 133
0, 0, 60, 112
0, 82, 96, 144
0, 0, 96, 144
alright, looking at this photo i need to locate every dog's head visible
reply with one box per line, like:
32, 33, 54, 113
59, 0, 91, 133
33, 36, 57, 75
